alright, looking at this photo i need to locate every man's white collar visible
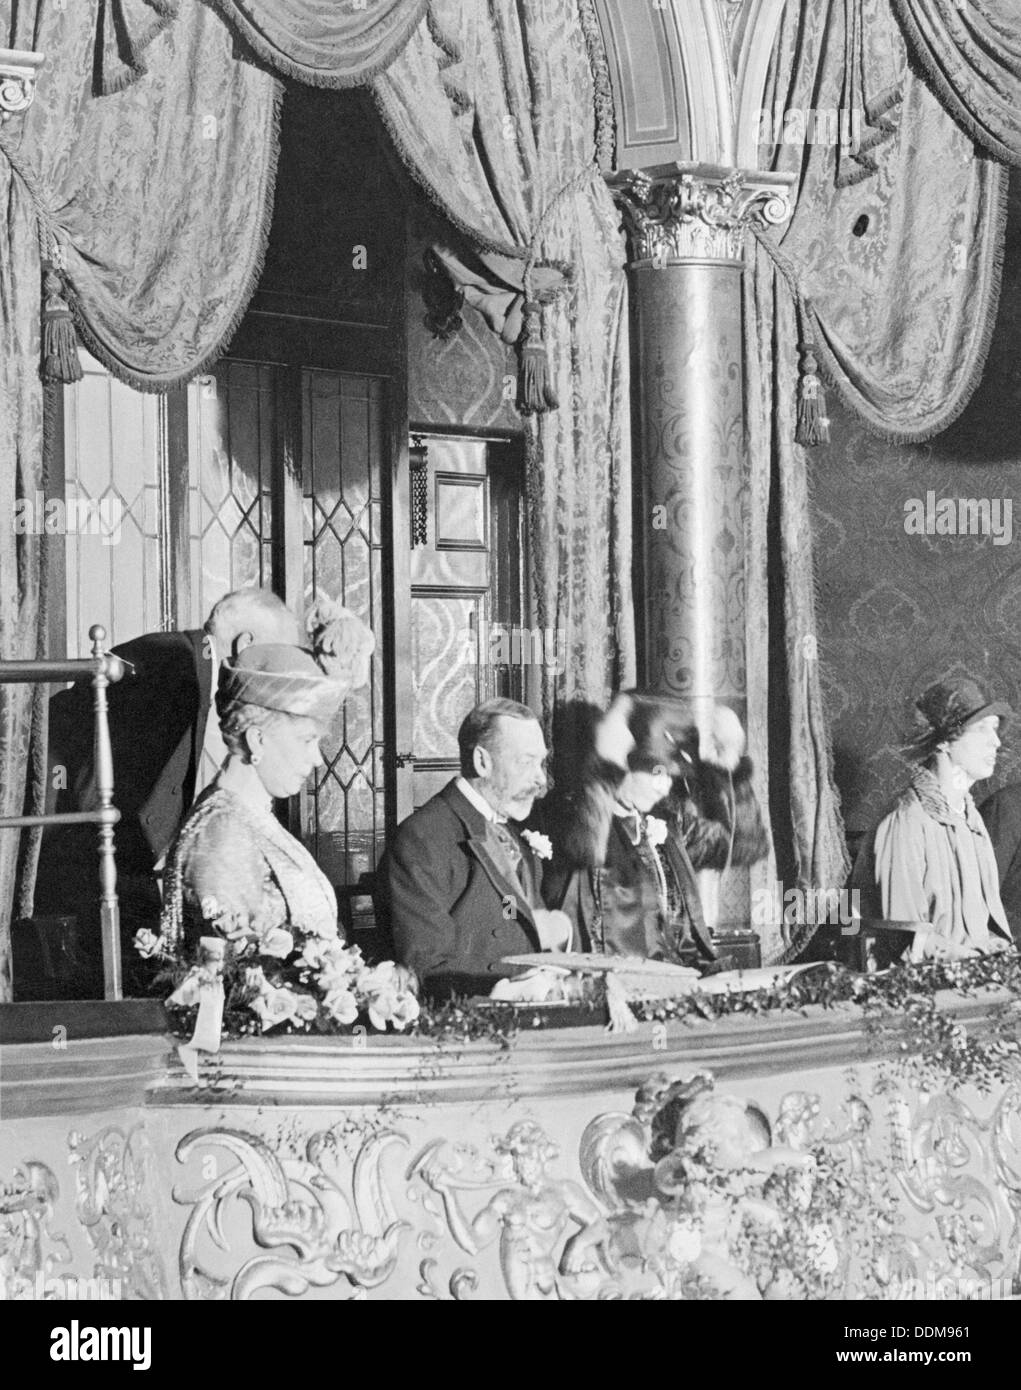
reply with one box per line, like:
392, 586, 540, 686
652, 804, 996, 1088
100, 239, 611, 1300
456, 776, 506, 824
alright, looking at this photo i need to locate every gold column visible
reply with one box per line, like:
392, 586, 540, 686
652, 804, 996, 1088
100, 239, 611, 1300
609, 163, 792, 934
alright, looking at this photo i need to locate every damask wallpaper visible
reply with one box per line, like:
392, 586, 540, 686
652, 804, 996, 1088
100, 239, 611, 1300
811, 170, 1021, 841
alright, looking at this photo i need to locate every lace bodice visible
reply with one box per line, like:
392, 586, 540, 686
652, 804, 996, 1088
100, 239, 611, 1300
161, 784, 338, 950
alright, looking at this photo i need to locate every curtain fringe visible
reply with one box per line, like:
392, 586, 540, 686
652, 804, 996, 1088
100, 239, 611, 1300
370, 86, 524, 261
889, 0, 1021, 169
224, 0, 431, 90
96, 0, 180, 97
14, 383, 58, 922
577, 0, 616, 172
809, 161, 1009, 444
751, 155, 1008, 448
59, 76, 285, 393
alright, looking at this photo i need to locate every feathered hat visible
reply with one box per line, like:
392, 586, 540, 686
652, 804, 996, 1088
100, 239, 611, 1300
217, 597, 375, 726
596, 692, 746, 777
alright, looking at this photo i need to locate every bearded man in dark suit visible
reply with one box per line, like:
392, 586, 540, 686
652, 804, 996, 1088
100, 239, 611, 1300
383, 699, 571, 1001
31, 588, 301, 993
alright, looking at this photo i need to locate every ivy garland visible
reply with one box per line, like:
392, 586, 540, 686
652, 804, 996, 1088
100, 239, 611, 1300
158, 948, 1021, 1093
628, 954, 1021, 1093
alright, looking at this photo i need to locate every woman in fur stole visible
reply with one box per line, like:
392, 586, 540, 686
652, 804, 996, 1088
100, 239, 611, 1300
540, 693, 769, 966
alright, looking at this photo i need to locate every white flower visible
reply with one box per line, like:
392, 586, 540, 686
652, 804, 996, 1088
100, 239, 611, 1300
324, 987, 360, 1026
298, 937, 331, 972
133, 928, 164, 959
521, 830, 553, 861
644, 816, 668, 848
666, 1220, 702, 1265
317, 942, 363, 994
250, 984, 316, 1032
358, 961, 421, 1032
257, 926, 294, 959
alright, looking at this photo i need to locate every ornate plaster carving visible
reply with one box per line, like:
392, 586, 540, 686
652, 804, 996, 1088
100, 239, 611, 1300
174, 1127, 411, 1300
69, 1124, 171, 1300
0, 1160, 70, 1298
609, 163, 792, 266
0, 49, 43, 120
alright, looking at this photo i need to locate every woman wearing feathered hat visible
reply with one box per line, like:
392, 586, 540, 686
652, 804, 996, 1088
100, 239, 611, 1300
541, 692, 769, 965
850, 676, 1014, 962
158, 598, 376, 950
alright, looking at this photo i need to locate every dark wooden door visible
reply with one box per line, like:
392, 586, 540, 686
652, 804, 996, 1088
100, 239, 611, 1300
393, 430, 529, 813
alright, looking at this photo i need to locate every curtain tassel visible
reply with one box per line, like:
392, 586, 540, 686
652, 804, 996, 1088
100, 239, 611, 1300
795, 341, 829, 447
517, 300, 558, 415
41, 262, 83, 385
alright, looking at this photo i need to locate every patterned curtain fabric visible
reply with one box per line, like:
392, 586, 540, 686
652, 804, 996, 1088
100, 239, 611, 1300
762, 0, 1007, 443
746, 0, 1011, 959
744, 259, 852, 963
0, 1, 280, 982
218, 0, 429, 87
892, 0, 1021, 165
0, 157, 45, 991
373, 0, 636, 714
10, 2, 281, 390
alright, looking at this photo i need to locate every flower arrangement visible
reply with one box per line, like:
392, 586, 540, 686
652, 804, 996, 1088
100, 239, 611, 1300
139, 904, 1021, 1089
136, 906, 420, 1041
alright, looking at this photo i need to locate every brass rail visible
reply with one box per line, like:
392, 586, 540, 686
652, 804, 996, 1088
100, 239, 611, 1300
0, 625, 125, 999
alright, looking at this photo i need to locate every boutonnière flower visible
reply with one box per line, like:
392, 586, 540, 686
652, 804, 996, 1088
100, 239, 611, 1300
644, 816, 668, 848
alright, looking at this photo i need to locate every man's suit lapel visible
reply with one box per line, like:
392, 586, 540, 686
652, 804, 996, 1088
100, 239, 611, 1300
138, 631, 207, 860
440, 783, 539, 937
465, 838, 539, 930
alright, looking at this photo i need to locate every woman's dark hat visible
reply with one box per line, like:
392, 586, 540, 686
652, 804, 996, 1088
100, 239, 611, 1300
907, 677, 1012, 761
621, 694, 699, 775
915, 677, 1011, 740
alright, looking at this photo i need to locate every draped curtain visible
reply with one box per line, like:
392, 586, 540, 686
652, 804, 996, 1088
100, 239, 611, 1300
0, 0, 282, 981
0, 0, 633, 982
372, 0, 635, 716
891, 0, 1021, 166
764, 0, 1008, 444
748, 0, 1018, 957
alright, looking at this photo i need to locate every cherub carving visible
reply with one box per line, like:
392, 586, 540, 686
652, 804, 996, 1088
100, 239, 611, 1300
413, 1121, 608, 1301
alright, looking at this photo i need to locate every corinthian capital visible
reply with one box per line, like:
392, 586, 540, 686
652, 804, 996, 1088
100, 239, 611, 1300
0, 49, 44, 121
608, 162, 793, 266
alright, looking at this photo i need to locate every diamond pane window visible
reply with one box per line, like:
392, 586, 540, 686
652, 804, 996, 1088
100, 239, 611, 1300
302, 371, 386, 888
62, 353, 164, 656
186, 362, 274, 632
186, 362, 275, 788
